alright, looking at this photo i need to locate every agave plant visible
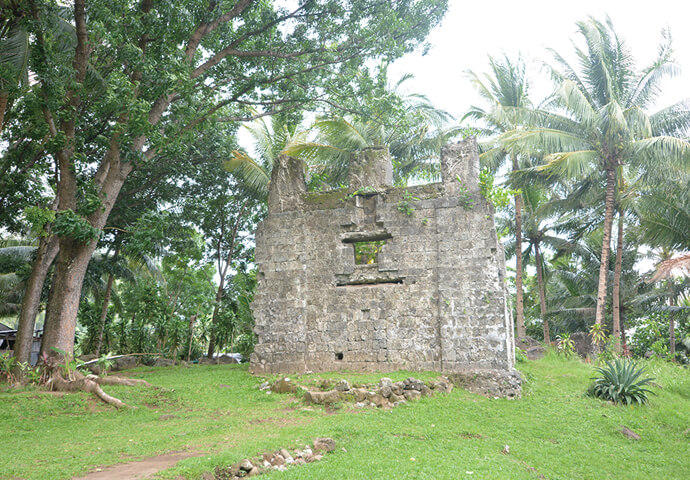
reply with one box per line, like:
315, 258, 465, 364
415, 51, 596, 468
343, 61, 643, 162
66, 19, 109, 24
589, 359, 655, 405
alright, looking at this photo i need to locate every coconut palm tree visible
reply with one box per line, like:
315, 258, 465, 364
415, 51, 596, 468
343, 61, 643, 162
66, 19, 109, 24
464, 54, 533, 338
503, 16, 690, 330
283, 74, 458, 188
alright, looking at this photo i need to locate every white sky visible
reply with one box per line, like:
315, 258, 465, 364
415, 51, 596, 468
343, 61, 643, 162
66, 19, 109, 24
389, 0, 690, 119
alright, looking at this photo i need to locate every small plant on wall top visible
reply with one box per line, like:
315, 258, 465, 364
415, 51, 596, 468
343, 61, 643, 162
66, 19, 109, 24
478, 168, 519, 210
455, 176, 474, 210
397, 190, 420, 216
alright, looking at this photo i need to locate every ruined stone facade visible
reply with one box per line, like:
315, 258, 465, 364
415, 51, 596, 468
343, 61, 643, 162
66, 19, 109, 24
250, 137, 516, 383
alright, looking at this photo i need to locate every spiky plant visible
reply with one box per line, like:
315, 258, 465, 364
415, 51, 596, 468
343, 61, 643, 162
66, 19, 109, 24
589, 358, 655, 405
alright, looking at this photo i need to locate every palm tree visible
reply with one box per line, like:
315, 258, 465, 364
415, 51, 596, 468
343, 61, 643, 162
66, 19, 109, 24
464, 54, 532, 338
224, 115, 308, 198
519, 185, 572, 344
503, 16, 690, 330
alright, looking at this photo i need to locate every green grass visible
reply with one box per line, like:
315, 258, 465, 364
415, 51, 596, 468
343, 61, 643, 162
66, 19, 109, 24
0, 353, 688, 480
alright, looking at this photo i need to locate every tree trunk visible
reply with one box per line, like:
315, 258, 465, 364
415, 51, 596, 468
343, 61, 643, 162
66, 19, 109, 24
612, 208, 624, 352
187, 314, 197, 362
534, 242, 549, 344
512, 154, 525, 338
13, 235, 59, 366
94, 247, 119, 357
40, 237, 99, 357
40, 160, 132, 359
0, 90, 8, 137
207, 201, 248, 357
669, 287, 676, 358
594, 167, 617, 326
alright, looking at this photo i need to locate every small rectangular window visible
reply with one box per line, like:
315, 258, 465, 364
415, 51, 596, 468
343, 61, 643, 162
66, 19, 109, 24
354, 240, 385, 265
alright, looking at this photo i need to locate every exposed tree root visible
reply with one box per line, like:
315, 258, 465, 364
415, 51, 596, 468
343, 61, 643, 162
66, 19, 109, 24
46, 369, 155, 409
93, 376, 153, 388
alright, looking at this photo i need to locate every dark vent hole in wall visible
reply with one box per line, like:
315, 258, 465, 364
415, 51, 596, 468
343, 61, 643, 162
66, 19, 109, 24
353, 240, 386, 265
335, 352, 344, 360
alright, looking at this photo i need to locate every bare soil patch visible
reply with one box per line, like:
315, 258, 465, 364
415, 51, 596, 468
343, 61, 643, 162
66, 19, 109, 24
72, 451, 203, 480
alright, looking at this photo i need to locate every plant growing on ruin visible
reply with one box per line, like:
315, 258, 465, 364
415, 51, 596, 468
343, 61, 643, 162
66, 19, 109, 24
397, 191, 420, 216
456, 176, 474, 210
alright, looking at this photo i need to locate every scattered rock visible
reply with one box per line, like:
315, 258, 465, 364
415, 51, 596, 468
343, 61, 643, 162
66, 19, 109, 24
334, 379, 351, 391
379, 377, 393, 389
380, 385, 392, 398
501, 445, 510, 455
304, 390, 341, 405
570, 332, 596, 358
391, 382, 404, 396
351, 387, 368, 402
112, 355, 137, 371
313, 437, 336, 452
420, 385, 432, 397
271, 377, 297, 394
620, 426, 641, 440
447, 369, 522, 399
270, 454, 285, 466
404, 377, 425, 391
389, 393, 403, 403
247, 466, 261, 477
516, 336, 541, 348
258, 381, 270, 391
525, 345, 546, 360
403, 390, 421, 401
239, 459, 253, 471
153, 357, 175, 367
279, 449, 293, 462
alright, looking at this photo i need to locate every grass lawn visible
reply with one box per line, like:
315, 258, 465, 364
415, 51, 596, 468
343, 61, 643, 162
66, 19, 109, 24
1, 352, 688, 480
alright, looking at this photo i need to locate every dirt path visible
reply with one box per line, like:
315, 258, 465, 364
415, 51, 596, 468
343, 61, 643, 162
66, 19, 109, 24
72, 451, 204, 480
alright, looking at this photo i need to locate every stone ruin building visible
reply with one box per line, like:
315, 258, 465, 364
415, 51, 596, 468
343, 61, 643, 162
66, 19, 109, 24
250, 137, 520, 396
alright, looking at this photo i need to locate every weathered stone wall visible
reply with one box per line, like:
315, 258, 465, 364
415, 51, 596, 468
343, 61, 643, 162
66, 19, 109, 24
250, 137, 516, 382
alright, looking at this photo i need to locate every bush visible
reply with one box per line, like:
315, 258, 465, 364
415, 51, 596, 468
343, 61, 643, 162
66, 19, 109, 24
628, 312, 689, 358
588, 359, 655, 405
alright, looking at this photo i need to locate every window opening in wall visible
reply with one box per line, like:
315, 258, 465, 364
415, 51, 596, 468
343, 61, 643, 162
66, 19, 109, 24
354, 240, 385, 265
335, 352, 344, 360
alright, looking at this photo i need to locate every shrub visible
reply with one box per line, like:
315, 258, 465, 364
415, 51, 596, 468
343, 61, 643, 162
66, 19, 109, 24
588, 359, 655, 405
515, 348, 527, 363
556, 334, 575, 358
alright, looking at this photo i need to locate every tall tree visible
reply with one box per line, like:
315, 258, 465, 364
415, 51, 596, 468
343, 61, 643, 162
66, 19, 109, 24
504, 17, 690, 329
464, 55, 532, 338
9, 0, 447, 359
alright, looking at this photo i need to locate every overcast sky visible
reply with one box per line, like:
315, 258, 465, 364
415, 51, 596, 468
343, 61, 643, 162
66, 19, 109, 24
389, 0, 690, 120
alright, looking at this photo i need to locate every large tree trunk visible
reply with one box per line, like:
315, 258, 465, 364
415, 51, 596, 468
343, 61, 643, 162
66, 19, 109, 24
512, 154, 525, 338
594, 167, 617, 326
612, 207, 624, 352
534, 241, 549, 344
13, 235, 59, 366
40, 238, 98, 357
40, 159, 132, 359
94, 247, 119, 357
